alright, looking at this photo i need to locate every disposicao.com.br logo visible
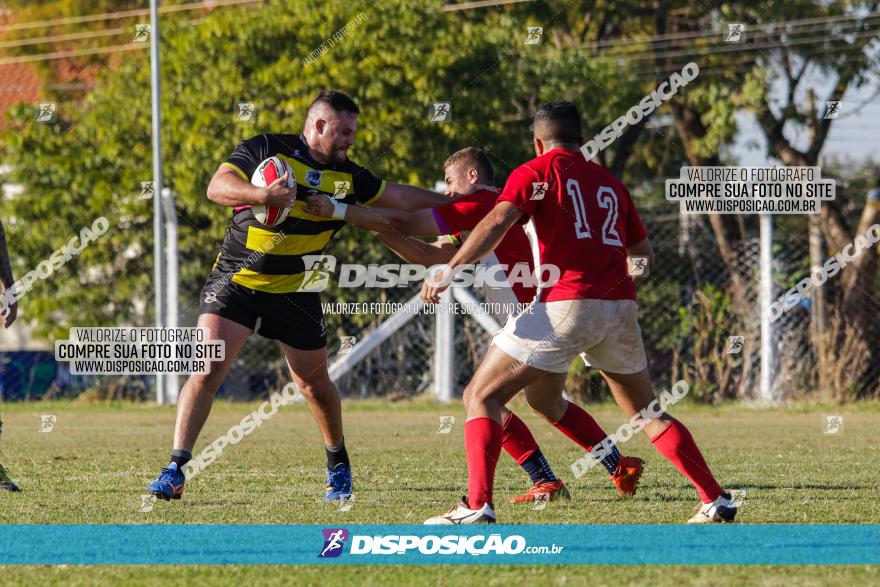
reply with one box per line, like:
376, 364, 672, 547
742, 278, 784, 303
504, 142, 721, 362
298, 255, 560, 293
318, 528, 563, 558
319, 528, 349, 558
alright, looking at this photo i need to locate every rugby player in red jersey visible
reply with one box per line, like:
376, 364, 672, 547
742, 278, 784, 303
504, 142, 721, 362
421, 102, 736, 524
306, 147, 645, 504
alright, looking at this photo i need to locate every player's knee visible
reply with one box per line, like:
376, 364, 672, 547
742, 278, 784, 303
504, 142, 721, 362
295, 377, 335, 402
295, 381, 319, 400
462, 383, 485, 412
462, 384, 475, 412
186, 369, 225, 396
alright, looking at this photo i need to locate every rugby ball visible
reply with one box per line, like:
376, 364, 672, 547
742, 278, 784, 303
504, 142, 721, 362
250, 157, 296, 227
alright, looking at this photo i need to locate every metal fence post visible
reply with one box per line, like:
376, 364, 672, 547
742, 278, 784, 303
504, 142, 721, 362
161, 188, 179, 404
150, 0, 165, 405
434, 288, 454, 403
759, 214, 776, 402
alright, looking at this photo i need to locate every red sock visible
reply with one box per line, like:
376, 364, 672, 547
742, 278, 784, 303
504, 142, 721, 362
651, 419, 723, 503
465, 417, 503, 509
551, 401, 609, 452
501, 412, 539, 465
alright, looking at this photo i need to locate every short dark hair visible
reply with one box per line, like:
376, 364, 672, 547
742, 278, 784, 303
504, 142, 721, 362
533, 100, 582, 144
309, 89, 360, 116
443, 147, 495, 184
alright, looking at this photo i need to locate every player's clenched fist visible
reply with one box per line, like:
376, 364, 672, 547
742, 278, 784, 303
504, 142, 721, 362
262, 171, 297, 208
304, 193, 335, 218
421, 264, 452, 304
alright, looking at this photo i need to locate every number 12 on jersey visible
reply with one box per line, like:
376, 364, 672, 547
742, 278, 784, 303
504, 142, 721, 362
566, 179, 624, 247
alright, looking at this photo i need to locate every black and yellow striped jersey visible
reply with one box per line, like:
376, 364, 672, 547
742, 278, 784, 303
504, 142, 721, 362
208, 133, 385, 294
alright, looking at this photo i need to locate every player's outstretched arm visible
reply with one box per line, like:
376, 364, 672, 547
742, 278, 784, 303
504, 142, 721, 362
376, 231, 457, 267
305, 194, 441, 236
374, 182, 452, 211
421, 202, 523, 303
206, 165, 296, 208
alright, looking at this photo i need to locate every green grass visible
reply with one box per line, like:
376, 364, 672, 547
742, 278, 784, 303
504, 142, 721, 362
0, 398, 877, 584
2, 564, 879, 587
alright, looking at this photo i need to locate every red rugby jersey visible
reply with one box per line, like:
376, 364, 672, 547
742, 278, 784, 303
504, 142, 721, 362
432, 189, 537, 305
497, 149, 648, 303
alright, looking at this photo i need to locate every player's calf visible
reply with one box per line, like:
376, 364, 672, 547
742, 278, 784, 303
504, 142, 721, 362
652, 419, 738, 522
603, 370, 733, 518
288, 378, 352, 501
501, 411, 571, 504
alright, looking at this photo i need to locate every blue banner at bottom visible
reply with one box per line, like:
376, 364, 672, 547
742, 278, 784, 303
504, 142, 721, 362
0, 525, 876, 565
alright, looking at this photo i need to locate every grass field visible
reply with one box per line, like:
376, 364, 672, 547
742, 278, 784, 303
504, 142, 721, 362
0, 397, 878, 584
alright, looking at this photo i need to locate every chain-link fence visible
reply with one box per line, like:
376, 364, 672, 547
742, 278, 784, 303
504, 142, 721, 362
0, 352, 152, 402
2, 204, 877, 403
240, 203, 875, 403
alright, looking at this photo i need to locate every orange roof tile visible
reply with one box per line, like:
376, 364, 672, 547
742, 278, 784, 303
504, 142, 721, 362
0, 63, 41, 125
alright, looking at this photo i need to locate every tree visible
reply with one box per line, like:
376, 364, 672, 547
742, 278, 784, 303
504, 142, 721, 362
649, 0, 880, 397
2, 0, 638, 344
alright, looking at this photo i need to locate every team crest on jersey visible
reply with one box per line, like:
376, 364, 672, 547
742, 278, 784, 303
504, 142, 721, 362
306, 169, 323, 187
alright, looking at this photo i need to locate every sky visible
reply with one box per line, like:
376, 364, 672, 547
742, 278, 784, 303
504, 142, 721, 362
729, 70, 879, 168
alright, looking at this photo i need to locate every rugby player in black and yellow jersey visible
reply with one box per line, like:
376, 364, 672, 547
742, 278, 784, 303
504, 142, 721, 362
148, 90, 450, 502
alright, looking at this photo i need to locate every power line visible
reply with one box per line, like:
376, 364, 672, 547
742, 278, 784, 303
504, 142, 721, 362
0, 43, 143, 66
619, 37, 878, 80
570, 14, 880, 58
0, 16, 213, 65
581, 11, 880, 53
6, 13, 877, 68
3, 5, 877, 89
443, 0, 533, 11
0, 0, 260, 34
3, 3, 876, 63
605, 28, 880, 65
0, 26, 130, 50
641, 45, 876, 78
0, 15, 213, 49
0, 83, 93, 92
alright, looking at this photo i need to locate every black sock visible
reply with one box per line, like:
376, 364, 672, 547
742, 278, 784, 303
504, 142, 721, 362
169, 449, 192, 468
520, 449, 557, 484
600, 443, 622, 475
325, 441, 350, 469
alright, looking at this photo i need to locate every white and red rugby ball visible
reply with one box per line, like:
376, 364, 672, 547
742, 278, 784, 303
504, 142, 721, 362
250, 156, 296, 227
